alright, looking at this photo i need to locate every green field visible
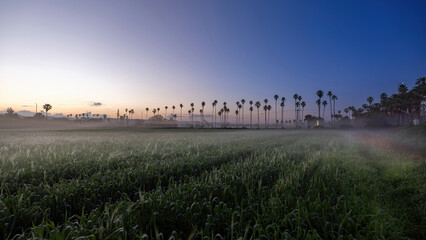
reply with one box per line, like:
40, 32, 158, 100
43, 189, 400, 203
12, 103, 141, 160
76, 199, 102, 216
0, 128, 425, 239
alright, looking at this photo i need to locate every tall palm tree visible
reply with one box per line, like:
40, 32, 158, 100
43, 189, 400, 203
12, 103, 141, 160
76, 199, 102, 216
316, 90, 324, 119
322, 101, 327, 120
43, 104, 52, 119
295, 101, 300, 128
238, 104, 242, 127
280, 101, 285, 128
223, 102, 227, 123
153, 109, 157, 115
241, 99, 245, 128
172, 106, 176, 119
316, 99, 321, 118
235, 110, 239, 127
255, 101, 261, 129
249, 106, 253, 128
327, 91, 333, 121
145, 108, 149, 119
274, 94, 279, 128
191, 107, 195, 122
301, 101, 306, 123
263, 105, 268, 128
263, 99, 268, 127
212, 100, 218, 128
201, 101, 205, 122
188, 110, 192, 122
165, 106, 168, 118
293, 94, 298, 127
332, 95, 338, 118
367, 97, 374, 107
157, 108, 160, 116
267, 105, 272, 128
179, 104, 183, 121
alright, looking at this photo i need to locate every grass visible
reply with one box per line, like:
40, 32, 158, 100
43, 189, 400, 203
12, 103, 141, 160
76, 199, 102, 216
0, 129, 424, 239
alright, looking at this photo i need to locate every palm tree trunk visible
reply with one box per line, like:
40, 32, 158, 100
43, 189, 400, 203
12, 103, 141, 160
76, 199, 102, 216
264, 110, 267, 128
257, 109, 260, 129
281, 106, 284, 128
275, 100, 278, 128
250, 111, 252, 128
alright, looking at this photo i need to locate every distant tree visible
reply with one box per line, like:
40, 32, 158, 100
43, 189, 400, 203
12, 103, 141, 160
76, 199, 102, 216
367, 97, 374, 107
201, 101, 205, 122
241, 99, 245, 127
212, 100, 218, 128
190, 103, 194, 122
301, 101, 306, 123
6, 107, 15, 117
293, 94, 298, 126
235, 110, 239, 127
179, 104, 183, 121
165, 106, 168, 118
145, 108, 149, 119
172, 106, 176, 117
274, 94, 279, 128
43, 104, 52, 119
280, 101, 285, 128
249, 106, 254, 128
255, 101, 261, 129
157, 108, 160, 116
322, 101, 328, 120
263, 105, 268, 128
316, 90, 324, 119
327, 91, 333, 120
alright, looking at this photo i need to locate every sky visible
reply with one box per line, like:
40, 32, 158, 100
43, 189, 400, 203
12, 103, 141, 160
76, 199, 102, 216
1, 0, 425, 120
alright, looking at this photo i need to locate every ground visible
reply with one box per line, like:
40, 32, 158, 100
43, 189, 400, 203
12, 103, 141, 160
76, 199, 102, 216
0, 128, 425, 239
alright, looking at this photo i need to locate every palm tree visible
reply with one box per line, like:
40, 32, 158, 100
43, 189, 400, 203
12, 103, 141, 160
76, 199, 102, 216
295, 101, 300, 128
301, 101, 306, 123
280, 101, 285, 128
332, 95, 338, 118
367, 97, 374, 107
267, 105, 272, 128
218, 111, 222, 124
179, 104, 183, 121
129, 109, 134, 126
274, 94, 279, 128
191, 107, 195, 122
263, 99, 268, 127
200, 109, 203, 124
201, 101, 205, 122
316, 99, 321, 118
263, 105, 268, 128
293, 94, 298, 127
235, 110, 239, 127
188, 110, 192, 123
223, 102, 227, 123
241, 99, 245, 128
322, 101, 327, 120
327, 91, 333, 121
344, 108, 349, 117
153, 109, 157, 115
212, 100, 218, 128
316, 90, 324, 119
145, 108, 149, 119
238, 104, 242, 127
157, 108, 160, 116
43, 104, 52, 119
249, 106, 254, 128
165, 106, 168, 118
172, 106, 176, 119
255, 101, 261, 129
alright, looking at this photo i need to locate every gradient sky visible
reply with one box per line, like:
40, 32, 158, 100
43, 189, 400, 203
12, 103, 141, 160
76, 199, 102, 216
1, 0, 425, 119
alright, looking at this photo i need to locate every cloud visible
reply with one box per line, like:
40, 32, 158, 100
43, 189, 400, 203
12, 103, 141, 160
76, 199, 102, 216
90, 102, 102, 106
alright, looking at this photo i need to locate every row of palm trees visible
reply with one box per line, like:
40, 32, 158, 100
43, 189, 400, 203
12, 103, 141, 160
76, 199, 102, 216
347, 77, 425, 126
135, 90, 339, 128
